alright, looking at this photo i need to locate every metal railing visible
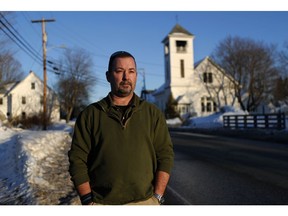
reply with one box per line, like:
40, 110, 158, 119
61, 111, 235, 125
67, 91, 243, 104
223, 113, 286, 130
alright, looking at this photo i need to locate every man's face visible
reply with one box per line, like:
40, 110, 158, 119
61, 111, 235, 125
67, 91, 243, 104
107, 57, 137, 97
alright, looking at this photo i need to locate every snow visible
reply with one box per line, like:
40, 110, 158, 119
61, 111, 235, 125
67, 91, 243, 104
0, 127, 31, 204
0, 120, 77, 205
167, 106, 288, 131
185, 106, 249, 129
0, 107, 287, 215
1, 107, 285, 203
166, 106, 248, 128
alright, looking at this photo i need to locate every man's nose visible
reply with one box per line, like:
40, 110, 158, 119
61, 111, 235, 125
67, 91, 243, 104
122, 71, 128, 80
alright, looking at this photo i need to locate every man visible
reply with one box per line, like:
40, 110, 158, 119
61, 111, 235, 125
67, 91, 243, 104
68, 51, 174, 205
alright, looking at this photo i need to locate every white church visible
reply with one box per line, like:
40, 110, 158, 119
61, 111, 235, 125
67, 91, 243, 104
143, 24, 238, 118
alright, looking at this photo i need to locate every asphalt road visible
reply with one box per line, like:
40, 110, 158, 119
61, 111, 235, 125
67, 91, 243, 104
164, 131, 288, 205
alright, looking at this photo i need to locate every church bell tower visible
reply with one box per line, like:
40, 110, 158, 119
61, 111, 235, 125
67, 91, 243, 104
162, 24, 195, 89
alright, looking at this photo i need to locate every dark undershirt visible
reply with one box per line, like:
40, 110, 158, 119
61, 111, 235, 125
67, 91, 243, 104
115, 105, 129, 123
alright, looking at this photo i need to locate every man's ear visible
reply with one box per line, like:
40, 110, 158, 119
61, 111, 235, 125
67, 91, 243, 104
106, 71, 110, 83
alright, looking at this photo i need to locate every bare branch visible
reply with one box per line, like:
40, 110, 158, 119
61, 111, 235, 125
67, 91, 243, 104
55, 47, 96, 122
212, 36, 279, 112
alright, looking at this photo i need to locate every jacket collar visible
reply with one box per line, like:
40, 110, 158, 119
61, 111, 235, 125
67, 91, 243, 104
97, 92, 143, 112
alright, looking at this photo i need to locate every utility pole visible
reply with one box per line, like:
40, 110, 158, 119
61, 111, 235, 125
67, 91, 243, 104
32, 18, 55, 130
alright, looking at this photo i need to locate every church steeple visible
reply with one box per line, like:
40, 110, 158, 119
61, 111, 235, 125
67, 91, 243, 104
168, 23, 193, 36
148, 23, 239, 118
162, 24, 195, 88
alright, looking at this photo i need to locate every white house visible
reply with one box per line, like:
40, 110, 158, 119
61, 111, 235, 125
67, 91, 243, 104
0, 71, 60, 122
143, 24, 239, 118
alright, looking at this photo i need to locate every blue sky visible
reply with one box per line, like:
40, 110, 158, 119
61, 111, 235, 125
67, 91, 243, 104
4, 11, 288, 102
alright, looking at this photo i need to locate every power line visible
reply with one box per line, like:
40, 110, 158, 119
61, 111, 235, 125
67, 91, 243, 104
0, 13, 62, 75
0, 13, 63, 75
19, 12, 168, 80
0, 15, 43, 66
0, 13, 42, 61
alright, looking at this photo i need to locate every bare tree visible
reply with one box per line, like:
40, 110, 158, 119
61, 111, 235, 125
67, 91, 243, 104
274, 42, 288, 106
273, 77, 288, 102
212, 36, 279, 112
0, 12, 24, 87
56, 47, 96, 123
279, 41, 288, 77
0, 50, 23, 84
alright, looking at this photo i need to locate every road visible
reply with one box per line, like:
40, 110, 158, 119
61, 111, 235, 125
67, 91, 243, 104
164, 131, 288, 205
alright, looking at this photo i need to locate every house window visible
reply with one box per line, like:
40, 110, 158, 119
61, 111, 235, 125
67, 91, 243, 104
22, 96, 26, 105
31, 82, 35, 90
207, 102, 212, 112
203, 72, 213, 83
201, 102, 205, 112
180, 59, 185, 78
0, 98, 3, 105
201, 97, 217, 113
176, 40, 187, 53
22, 112, 26, 119
213, 101, 217, 112
177, 104, 190, 115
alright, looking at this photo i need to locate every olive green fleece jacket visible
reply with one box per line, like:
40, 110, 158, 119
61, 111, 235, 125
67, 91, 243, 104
68, 93, 174, 205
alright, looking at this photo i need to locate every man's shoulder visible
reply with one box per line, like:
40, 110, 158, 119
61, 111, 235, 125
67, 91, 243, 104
141, 99, 157, 108
79, 99, 106, 116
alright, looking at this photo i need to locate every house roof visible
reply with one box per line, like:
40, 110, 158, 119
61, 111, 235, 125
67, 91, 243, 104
1, 71, 54, 97
1, 82, 20, 96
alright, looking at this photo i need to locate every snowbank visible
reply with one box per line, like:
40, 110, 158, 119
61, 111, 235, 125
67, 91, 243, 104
185, 106, 248, 129
167, 117, 182, 127
0, 127, 34, 204
0, 121, 79, 205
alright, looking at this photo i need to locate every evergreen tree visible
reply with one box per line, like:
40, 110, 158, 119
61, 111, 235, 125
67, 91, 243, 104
165, 93, 180, 119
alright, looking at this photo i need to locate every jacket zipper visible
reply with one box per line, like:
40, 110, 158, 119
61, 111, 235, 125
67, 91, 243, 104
99, 103, 138, 129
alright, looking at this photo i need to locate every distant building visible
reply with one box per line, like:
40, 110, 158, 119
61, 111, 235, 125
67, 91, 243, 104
143, 24, 239, 118
0, 71, 60, 122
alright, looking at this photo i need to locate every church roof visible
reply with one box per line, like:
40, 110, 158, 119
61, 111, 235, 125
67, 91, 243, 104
195, 56, 224, 73
162, 24, 194, 43
169, 24, 194, 36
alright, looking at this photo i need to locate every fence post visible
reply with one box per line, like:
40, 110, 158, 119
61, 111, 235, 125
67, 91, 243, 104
254, 115, 257, 129
278, 113, 285, 130
265, 114, 268, 129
